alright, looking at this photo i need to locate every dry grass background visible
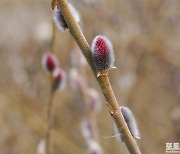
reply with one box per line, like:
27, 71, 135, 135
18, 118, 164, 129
0, 0, 180, 153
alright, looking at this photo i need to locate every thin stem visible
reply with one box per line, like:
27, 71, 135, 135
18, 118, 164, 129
99, 73, 141, 153
89, 112, 99, 142
56, 0, 141, 153
51, 20, 57, 53
46, 88, 56, 154
46, 19, 57, 154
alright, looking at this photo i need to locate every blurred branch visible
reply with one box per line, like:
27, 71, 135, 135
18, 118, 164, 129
46, 88, 56, 154
76, 49, 100, 142
51, 21, 57, 53
148, 43, 180, 69
4, 92, 84, 154
57, 0, 141, 153
46, 20, 58, 154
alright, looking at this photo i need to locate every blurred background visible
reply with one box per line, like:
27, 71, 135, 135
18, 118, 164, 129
0, 0, 180, 153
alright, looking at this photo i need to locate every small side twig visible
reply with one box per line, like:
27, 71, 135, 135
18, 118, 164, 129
51, 20, 57, 53
56, 0, 141, 153
46, 19, 57, 154
46, 88, 56, 154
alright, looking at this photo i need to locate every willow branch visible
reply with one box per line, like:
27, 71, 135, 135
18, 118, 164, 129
51, 21, 57, 53
46, 88, 56, 154
46, 20, 57, 154
57, 0, 141, 153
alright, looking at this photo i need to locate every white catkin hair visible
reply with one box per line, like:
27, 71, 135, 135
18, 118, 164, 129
87, 140, 103, 154
37, 139, 46, 154
53, 3, 80, 31
80, 119, 92, 141
69, 68, 84, 90
113, 122, 124, 141
87, 88, 101, 112
114, 106, 140, 142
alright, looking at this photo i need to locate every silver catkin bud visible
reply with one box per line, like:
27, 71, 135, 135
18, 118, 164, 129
91, 35, 115, 71
114, 106, 140, 142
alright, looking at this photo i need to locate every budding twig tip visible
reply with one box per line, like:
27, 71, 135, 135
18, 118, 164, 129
106, 102, 117, 116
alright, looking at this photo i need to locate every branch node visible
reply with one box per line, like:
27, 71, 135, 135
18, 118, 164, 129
51, 0, 57, 10
106, 102, 118, 117
97, 71, 108, 78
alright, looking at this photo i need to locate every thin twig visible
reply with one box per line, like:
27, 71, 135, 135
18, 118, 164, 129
3, 91, 84, 153
46, 88, 56, 154
46, 19, 57, 154
51, 20, 57, 53
56, 0, 141, 153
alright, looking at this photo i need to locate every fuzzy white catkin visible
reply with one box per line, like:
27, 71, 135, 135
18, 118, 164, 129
87, 140, 103, 154
114, 122, 124, 142
53, 3, 80, 31
37, 139, 46, 154
52, 68, 66, 91
87, 88, 101, 112
91, 35, 115, 71
71, 50, 87, 68
80, 119, 92, 141
69, 68, 84, 90
114, 106, 140, 142
41, 52, 59, 73
34, 22, 52, 42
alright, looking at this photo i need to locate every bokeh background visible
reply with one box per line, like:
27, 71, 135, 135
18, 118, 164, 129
0, 0, 180, 153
